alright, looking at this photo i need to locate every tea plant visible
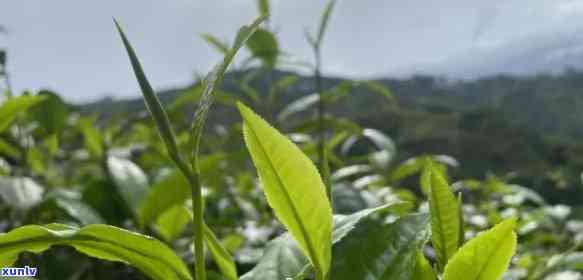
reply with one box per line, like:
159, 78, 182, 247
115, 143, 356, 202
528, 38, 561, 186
0, 1, 580, 280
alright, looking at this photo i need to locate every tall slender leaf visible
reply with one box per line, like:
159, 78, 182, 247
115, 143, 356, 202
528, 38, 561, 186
443, 218, 517, 280
238, 102, 332, 279
114, 20, 184, 168
316, 0, 337, 46
190, 15, 267, 166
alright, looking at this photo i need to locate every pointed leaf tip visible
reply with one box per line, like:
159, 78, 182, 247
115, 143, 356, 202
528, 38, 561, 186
443, 217, 517, 280
238, 104, 332, 279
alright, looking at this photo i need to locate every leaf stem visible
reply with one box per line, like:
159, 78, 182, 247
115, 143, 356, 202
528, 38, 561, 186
186, 170, 206, 280
314, 46, 331, 201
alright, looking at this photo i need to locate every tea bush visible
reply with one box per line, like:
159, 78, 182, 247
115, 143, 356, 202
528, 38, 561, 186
0, 1, 580, 280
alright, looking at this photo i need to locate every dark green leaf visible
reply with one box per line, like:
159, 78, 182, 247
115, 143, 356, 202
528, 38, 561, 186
241, 204, 403, 280
29, 90, 69, 135
246, 28, 278, 67
331, 214, 430, 280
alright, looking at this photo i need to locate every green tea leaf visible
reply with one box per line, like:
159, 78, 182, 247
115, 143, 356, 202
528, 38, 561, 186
240, 234, 307, 280
316, 0, 337, 46
190, 15, 266, 166
443, 218, 517, 280
0, 224, 192, 280
29, 90, 69, 135
203, 223, 238, 280
246, 28, 278, 67
238, 102, 332, 278
242, 204, 400, 280
257, 0, 270, 16
0, 95, 46, 133
47, 190, 105, 225
106, 156, 149, 215
331, 214, 430, 280
156, 205, 191, 242
388, 156, 427, 183
78, 117, 104, 159
0, 138, 19, 158
0, 177, 44, 210
114, 19, 184, 167
413, 250, 437, 280
364, 81, 395, 102
201, 33, 229, 54
332, 202, 408, 243
422, 163, 460, 270
138, 170, 190, 227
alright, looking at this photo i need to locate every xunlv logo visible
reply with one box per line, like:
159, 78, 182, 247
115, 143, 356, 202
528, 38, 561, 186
0, 266, 38, 277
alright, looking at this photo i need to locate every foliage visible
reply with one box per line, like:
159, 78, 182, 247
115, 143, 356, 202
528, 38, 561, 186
0, 1, 580, 280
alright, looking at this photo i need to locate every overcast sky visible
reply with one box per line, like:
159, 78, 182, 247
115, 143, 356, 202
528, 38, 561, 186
2, 0, 583, 102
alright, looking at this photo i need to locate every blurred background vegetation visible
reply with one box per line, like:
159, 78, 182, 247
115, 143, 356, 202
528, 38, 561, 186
1, 1, 583, 279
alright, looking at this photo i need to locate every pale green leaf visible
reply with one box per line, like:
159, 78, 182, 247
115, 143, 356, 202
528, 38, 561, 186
238, 102, 332, 279
138, 170, 190, 227
443, 218, 517, 280
156, 205, 191, 242
78, 117, 104, 158
413, 250, 437, 280
0, 95, 46, 133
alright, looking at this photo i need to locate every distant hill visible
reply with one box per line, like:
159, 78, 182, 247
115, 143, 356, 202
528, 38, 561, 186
79, 68, 583, 204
